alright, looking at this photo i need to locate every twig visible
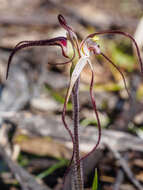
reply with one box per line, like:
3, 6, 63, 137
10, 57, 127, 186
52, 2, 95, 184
111, 73, 142, 131
107, 145, 143, 190
0, 145, 51, 190
5, 112, 143, 153
113, 167, 124, 190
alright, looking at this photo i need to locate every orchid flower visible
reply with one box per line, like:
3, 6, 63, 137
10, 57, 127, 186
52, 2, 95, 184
6, 14, 143, 190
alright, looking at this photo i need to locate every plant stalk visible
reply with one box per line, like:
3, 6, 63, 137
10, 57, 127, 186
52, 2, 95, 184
72, 77, 84, 190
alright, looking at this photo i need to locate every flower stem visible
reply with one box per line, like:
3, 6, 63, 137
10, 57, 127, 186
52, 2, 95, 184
72, 77, 84, 190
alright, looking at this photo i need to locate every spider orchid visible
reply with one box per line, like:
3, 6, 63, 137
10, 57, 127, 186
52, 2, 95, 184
6, 14, 143, 190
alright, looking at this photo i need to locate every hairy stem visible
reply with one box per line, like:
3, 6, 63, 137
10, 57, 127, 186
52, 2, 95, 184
72, 77, 84, 190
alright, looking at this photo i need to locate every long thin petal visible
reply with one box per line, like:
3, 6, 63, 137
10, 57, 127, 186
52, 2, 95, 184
6, 37, 74, 79
78, 64, 101, 165
65, 59, 101, 179
62, 92, 75, 186
63, 58, 95, 187
62, 58, 93, 189
63, 58, 93, 182
62, 81, 77, 187
80, 30, 143, 73
101, 52, 131, 98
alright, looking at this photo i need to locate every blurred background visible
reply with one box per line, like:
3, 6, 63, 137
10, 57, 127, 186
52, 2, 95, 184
0, 0, 143, 190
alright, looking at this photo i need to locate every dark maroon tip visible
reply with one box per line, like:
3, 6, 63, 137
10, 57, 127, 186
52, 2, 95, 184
58, 14, 73, 32
58, 14, 67, 26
